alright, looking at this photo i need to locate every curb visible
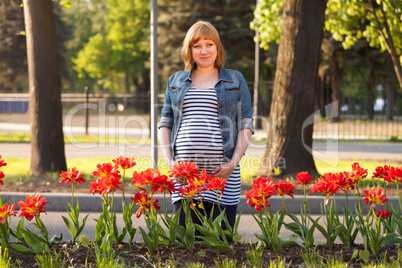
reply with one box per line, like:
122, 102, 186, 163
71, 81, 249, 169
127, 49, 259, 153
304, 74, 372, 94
1, 192, 400, 214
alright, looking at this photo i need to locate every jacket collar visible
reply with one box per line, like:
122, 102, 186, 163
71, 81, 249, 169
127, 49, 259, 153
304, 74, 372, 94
180, 67, 233, 83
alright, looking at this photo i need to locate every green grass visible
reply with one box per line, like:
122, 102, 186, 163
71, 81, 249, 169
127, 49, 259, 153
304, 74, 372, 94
0, 132, 31, 143
239, 157, 401, 187
0, 132, 149, 144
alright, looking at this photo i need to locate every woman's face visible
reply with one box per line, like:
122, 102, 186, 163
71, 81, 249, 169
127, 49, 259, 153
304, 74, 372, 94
191, 38, 217, 69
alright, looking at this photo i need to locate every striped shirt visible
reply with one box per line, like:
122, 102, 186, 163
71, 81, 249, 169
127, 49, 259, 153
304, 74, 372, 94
172, 88, 241, 206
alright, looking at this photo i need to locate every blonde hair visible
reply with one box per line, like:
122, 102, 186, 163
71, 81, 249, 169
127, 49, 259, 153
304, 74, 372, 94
181, 21, 226, 71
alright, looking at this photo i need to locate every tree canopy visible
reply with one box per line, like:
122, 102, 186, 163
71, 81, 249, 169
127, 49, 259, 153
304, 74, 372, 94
72, 0, 149, 90
251, 0, 402, 90
158, 0, 256, 81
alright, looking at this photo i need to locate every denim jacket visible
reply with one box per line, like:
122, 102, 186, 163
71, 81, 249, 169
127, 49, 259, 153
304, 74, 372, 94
158, 67, 254, 162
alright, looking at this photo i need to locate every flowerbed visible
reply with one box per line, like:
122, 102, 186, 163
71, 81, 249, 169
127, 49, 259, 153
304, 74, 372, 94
0, 154, 402, 267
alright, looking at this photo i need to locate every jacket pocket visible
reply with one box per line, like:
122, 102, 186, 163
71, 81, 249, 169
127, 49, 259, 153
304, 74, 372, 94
225, 87, 239, 113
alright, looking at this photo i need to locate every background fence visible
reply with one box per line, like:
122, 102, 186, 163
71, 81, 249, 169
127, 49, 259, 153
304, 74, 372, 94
1, 86, 401, 140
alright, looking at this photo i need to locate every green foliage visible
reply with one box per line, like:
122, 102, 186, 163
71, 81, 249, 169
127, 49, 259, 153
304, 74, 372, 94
93, 243, 126, 268
325, 0, 402, 58
66, 0, 149, 92
0, 247, 12, 268
253, 207, 304, 252
267, 257, 288, 268
35, 250, 66, 268
246, 241, 264, 268
299, 246, 325, 267
10, 216, 63, 255
214, 258, 238, 268
184, 262, 205, 268
250, 0, 284, 50
0, 0, 27, 93
194, 208, 236, 253
62, 200, 89, 242
252, 0, 402, 61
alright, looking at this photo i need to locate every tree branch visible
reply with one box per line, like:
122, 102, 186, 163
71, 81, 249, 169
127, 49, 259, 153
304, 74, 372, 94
370, 0, 402, 90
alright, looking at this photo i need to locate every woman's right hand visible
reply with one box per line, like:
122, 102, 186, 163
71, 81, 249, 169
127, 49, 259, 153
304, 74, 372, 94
166, 158, 185, 184
174, 175, 185, 184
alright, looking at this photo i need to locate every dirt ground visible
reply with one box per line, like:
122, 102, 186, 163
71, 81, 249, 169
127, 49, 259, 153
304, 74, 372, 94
6, 241, 401, 267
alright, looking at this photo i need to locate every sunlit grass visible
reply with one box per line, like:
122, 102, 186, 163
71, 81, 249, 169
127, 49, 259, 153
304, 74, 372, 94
0, 132, 30, 143
239, 157, 402, 187
0, 132, 149, 144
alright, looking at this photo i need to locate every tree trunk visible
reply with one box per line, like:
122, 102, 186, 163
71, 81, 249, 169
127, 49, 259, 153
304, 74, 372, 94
124, 72, 130, 107
23, 0, 66, 175
331, 51, 341, 123
366, 69, 375, 120
133, 70, 150, 113
370, 0, 402, 92
385, 56, 395, 120
258, 0, 327, 179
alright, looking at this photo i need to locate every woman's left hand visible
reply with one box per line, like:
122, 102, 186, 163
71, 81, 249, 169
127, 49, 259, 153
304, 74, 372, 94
212, 162, 236, 179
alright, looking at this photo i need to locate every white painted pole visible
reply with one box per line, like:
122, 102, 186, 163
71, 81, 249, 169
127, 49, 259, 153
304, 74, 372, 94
150, 0, 158, 169
253, 0, 260, 129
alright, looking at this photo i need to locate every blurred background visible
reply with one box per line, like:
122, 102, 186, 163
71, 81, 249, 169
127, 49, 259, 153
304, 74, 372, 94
0, 0, 401, 140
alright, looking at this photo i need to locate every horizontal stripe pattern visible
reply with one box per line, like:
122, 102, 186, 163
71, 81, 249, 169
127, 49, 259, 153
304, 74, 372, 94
172, 88, 240, 206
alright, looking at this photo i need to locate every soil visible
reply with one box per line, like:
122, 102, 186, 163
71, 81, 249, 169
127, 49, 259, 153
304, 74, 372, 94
7, 241, 402, 267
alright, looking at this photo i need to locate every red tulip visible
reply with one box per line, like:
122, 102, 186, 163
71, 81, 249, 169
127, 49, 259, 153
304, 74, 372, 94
384, 166, 402, 184
276, 180, 295, 198
112, 156, 136, 170
153, 174, 176, 196
295, 171, 313, 185
132, 168, 161, 187
251, 177, 277, 199
350, 162, 368, 182
60, 167, 86, 185
0, 154, 6, 168
245, 189, 270, 212
311, 173, 340, 204
18, 194, 48, 221
169, 161, 199, 181
0, 204, 17, 225
188, 169, 213, 187
372, 165, 391, 179
178, 184, 204, 199
362, 188, 389, 211
206, 177, 227, 198
376, 208, 390, 220
131, 191, 160, 218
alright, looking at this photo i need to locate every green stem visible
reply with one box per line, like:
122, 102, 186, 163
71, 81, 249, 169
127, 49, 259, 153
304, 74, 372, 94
303, 185, 307, 226
122, 169, 127, 208
111, 191, 115, 215
397, 183, 402, 212
163, 191, 167, 215
1, 224, 7, 248
71, 183, 74, 208
355, 181, 363, 214
334, 193, 338, 218
216, 191, 222, 212
345, 192, 349, 225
